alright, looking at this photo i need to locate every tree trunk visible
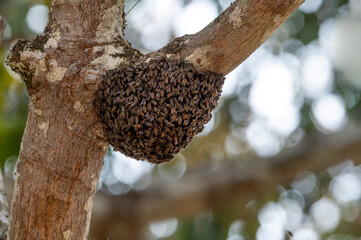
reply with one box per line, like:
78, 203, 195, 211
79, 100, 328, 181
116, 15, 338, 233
5, 0, 304, 239
6, 0, 126, 238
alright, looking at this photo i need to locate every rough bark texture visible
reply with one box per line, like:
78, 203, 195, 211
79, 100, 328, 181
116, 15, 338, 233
157, 0, 304, 74
6, 0, 127, 239
5, 0, 304, 239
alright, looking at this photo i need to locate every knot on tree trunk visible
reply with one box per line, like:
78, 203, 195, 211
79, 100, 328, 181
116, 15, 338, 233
5, 33, 54, 94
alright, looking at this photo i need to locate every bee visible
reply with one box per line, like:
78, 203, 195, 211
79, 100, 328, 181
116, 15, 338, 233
164, 126, 171, 133
170, 108, 176, 115
129, 101, 137, 109
164, 147, 170, 154
153, 127, 158, 136
137, 106, 145, 115
145, 130, 151, 138
170, 115, 177, 122
149, 138, 156, 145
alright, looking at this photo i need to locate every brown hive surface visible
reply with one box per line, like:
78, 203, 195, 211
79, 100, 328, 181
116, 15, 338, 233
94, 58, 225, 163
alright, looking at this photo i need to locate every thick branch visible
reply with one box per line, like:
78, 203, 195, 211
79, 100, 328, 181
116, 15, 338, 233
158, 0, 304, 74
90, 124, 361, 239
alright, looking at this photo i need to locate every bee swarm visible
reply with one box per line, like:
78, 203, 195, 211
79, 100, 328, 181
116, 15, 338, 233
94, 58, 225, 163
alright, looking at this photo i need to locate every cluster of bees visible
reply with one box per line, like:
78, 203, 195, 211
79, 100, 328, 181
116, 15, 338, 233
94, 58, 225, 163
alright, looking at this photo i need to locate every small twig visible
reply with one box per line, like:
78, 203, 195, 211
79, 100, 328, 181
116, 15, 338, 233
0, 15, 6, 44
126, 0, 141, 16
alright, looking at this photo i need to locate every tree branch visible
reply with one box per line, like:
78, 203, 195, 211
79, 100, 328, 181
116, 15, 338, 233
157, 0, 305, 74
90, 124, 361, 239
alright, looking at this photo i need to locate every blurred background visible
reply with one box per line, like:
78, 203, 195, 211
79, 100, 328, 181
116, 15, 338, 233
1, 0, 361, 239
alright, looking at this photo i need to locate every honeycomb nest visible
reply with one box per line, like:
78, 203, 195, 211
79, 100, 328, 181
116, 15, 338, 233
94, 58, 225, 163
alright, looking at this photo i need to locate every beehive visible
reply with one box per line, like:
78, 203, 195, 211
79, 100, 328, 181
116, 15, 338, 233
94, 58, 225, 163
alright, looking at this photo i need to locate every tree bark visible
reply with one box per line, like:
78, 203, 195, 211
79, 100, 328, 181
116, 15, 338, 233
157, 0, 304, 74
6, 0, 304, 239
6, 0, 127, 238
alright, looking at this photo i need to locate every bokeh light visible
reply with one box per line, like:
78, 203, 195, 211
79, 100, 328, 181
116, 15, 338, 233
112, 151, 153, 185
246, 121, 282, 157
248, 56, 301, 137
291, 171, 317, 195
4, 155, 17, 180
311, 198, 340, 233
257, 202, 287, 240
25, 5, 49, 34
330, 171, 361, 204
227, 220, 244, 239
293, 228, 319, 240
279, 198, 304, 230
301, 53, 334, 98
148, 218, 178, 239
174, 0, 218, 36
157, 154, 187, 181
299, 0, 323, 14
311, 94, 347, 133
331, 12, 361, 88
